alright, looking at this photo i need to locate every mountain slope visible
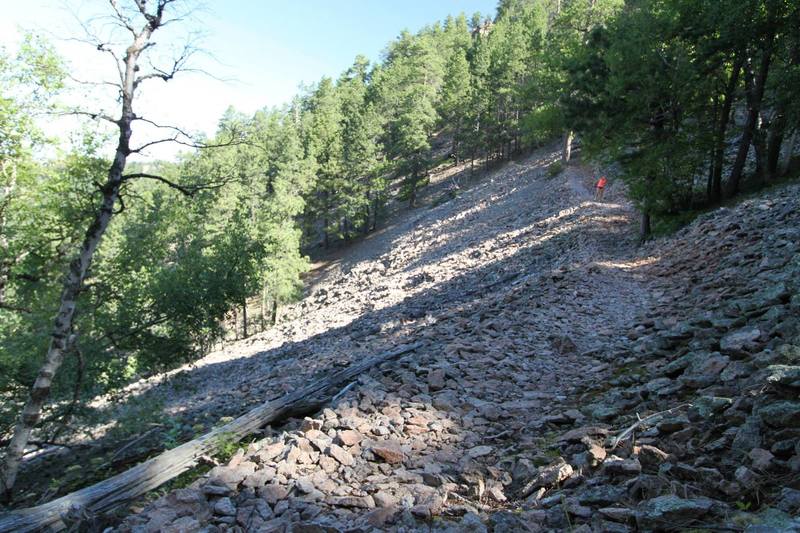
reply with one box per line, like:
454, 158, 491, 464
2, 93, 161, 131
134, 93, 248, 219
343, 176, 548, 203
86, 150, 800, 531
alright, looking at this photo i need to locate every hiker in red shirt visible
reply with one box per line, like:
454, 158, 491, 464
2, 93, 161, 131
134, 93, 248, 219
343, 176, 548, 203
594, 175, 608, 201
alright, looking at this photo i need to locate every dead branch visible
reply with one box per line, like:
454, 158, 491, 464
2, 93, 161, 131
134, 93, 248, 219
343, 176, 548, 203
56, 110, 119, 125
609, 403, 692, 449
120, 173, 197, 196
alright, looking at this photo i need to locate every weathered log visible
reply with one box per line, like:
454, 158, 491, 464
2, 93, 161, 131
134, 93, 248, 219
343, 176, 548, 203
0, 341, 423, 532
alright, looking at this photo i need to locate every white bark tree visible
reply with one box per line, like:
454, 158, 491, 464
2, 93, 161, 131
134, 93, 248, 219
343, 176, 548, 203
0, 0, 216, 501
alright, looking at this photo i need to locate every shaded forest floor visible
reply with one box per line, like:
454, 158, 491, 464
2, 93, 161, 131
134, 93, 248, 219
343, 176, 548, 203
12, 145, 800, 531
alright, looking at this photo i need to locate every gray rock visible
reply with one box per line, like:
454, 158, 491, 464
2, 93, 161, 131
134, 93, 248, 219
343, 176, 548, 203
410, 493, 443, 518
777, 488, 800, 514
688, 396, 733, 421
202, 483, 231, 497
680, 352, 730, 388
735, 465, 759, 488
258, 484, 289, 505
325, 495, 375, 509
489, 511, 541, 533
584, 402, 621, 420
720, 327, 761, 354
428, 368, 446, 391
732, 416, 763, 453
372, 491, 398, 508
577, 485, 626, 506
295, 477, 315, 494
520, 458, 574, 496
755, 283, 790, 307
162, 516, 202, 533
644, 377, 673, 393
749, 448, 774, 471
721, 360, 755, 381
742, 507, 800, 532
207, 466, 248, 490
603, 455, 642, 476
758, 401, 800, 428
636, 495, 713, 530
212, 497, 236, 516
599, 506, 635, 523
765, 365, 800, 387
326, 444, 354, 466
657, 415, 689, 433
636, 444, 670, 472
467, 445, 493, 458
661, 353, 695, 377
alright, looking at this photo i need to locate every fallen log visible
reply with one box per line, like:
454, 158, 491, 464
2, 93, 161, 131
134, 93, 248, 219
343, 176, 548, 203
0, 341, 423, 532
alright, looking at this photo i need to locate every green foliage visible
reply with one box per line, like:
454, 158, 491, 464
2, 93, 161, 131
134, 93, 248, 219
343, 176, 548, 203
547, 160, 564, 178
558, 0, 799, 233
735, 501, 753, 512
5, 0, 797, 451
211, 431, 240, 461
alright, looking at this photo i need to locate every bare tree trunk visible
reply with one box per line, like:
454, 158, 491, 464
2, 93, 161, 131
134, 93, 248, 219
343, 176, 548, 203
270, 299, 279, 326
709, 56, 743, 203
2, 172, 124, 502
1, 3, 170, 501
371, 196, 379, 232
260, 284, 267, 330
408, 168, 418, 208
780, 128, 798, 175
562, 130, 574, 163
753, 113, 768, 184
728, 10, 777, 196
766, 110, 786, 179
639, 211, 651, 243
231, 307, 238, 340
241, 302, 248, 338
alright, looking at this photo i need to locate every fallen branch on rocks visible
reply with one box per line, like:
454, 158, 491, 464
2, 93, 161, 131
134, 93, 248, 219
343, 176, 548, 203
608, 403, 692, 450
0, 342, 423, 533
331, 381, 357, 403
484, 429, 512, 440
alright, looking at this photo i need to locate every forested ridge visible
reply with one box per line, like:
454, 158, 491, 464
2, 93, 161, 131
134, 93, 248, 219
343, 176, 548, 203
1, 0, 799, 528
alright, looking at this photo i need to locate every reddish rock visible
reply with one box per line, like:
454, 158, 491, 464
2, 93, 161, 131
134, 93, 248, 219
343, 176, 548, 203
370, 441, 405, 464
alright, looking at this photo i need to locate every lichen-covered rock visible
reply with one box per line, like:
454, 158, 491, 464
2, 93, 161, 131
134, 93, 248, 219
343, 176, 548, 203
636, 495, 713, 530
759, 401, 800, 428
520, 458, 574, 496
764, 365, 800, 388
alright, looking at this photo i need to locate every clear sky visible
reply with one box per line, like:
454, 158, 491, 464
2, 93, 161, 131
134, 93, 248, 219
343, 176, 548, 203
2, 0, 497, 159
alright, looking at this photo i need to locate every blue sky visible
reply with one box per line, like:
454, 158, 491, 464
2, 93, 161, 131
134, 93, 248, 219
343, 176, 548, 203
2, 1, 497, 158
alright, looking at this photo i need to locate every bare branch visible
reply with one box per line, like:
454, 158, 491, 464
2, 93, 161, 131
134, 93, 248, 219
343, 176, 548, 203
129, 134, 243, 154
121, 172, 235, 197
65, 73, 121, 91
128, 135, 183, 153
63, 11, 126, 85
121, 173, 197, 196
133, 31, 206, 88
108, 0, 137, 36
54, 110, 119, 125
132, 115, 195, 137
130, 115, 245, 152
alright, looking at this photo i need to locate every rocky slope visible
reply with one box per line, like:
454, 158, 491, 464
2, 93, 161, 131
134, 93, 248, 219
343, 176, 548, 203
108, 151, 800, 532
